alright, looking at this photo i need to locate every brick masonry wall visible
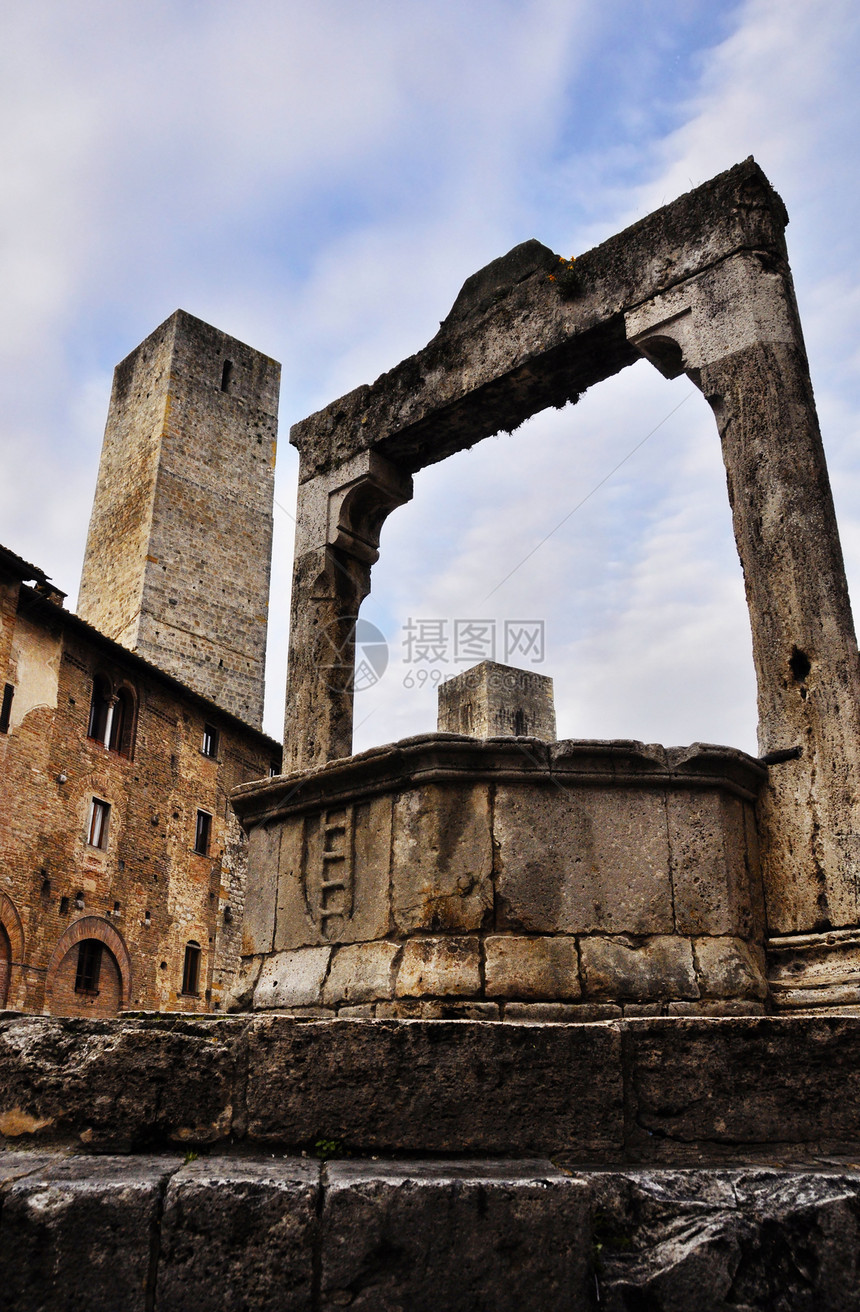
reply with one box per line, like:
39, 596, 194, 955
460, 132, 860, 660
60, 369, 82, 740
0, 580, 278, 1017
78, 310, 279, 729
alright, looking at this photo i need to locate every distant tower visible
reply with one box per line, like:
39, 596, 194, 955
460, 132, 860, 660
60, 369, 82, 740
78, 310, 279, 729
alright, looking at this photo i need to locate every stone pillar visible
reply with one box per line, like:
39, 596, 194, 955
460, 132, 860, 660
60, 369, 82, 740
438, 661, 556, 741
284, 450, 412, 772
627, 253, 860, 983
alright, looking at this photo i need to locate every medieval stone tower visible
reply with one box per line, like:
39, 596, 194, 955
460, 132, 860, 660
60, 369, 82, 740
77, 310, 279, 728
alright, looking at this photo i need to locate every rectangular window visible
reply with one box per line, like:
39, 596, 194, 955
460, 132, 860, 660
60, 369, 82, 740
0, 683, 13, 734
202, 723, 218, 758
181, 941, 201, 996
87, 798, 110, 849
75, 940, 103, 995
194, 810, 212, 855
269, 758, 281, 777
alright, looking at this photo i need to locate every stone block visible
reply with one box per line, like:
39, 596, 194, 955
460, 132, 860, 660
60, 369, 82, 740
494, 785, 673, 935
241, 821, 281, 956
391, 784, 493, 933
667, 1000, 765, 1016
253, 947, 331, 1009
156, 1157, 319, 1311
320, 1160, 591, 1311
669, 791, 764, 937
395, 936, 481, 998
484, 934, 580, 999
245, 1017, 624, 1157
587, 1167, 860, 1311
323, 940, 399, 1006
374, 999, 499, 1018
623, 1015, 860, 1161
0, 1155, 175, 1311
767, 931, 860, 1007
417, 1000, 499, 1019
504, 1002, 621, 1022
580, 935, 698, 1002
0, 1016, 242, 1151
274, 797, 392, 951
694, 935, 768, 1000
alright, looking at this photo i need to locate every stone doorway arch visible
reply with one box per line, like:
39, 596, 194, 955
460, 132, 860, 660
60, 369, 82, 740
45, 917, 132, 1017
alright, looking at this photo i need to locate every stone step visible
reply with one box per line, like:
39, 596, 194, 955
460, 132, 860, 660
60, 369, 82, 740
3, 1013, 860, 1163
2, 1152, 860, 1310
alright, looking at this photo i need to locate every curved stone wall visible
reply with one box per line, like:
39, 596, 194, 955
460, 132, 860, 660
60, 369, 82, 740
232, 734, 768, 1016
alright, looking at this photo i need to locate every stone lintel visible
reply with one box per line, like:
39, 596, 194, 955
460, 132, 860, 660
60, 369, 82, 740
289, 159, 786, 480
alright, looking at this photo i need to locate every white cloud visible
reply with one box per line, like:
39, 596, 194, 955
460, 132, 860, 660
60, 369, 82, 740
2, 0, 858, 758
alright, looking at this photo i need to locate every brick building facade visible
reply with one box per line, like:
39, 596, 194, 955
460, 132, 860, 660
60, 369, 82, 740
0, 545, 280, 1016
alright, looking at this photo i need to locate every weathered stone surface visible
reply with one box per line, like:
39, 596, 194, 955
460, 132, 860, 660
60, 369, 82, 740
0, 1015, 243, 1150
242, 821, 281, 956
702, 339, 860, 937
494, 784, 674, 934
156, 1157, 319, 1311
10, 1014, 860, 1164
668, 791, 764, 937
245, 1017, 623, 1157
694, 935, 768, 1000
395, 936, 481, 998
320, 1160, 591, 1312
273, 798, 392, 951
391, 784, 493, 933
323, 940, 399, 1006
767, 929, 860, 1009
235, 738, 767, 1012
484, 934, 580, 999
505, 1001, 621, 1021
6, 1149, 860, 1310
581, 935, 698, 1002
376, 999, 499, 1019
666, 999, 765, 1016
624, 1016, 860, 1161
0, 1154, 176, 1312
588, 1167, 860, 1311
254, 947, 331, 1009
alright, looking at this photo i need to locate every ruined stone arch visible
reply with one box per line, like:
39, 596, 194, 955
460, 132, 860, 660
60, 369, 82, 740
0, 892, 25, 1009
45, 916, 132, 1014
281, 158, 860, 947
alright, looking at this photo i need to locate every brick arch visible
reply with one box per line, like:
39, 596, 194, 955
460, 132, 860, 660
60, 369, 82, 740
45, 917, 132, 1011
0, 891, 25, 962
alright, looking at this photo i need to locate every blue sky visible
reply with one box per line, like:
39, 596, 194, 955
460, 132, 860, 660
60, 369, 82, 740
2, 0, 859, 754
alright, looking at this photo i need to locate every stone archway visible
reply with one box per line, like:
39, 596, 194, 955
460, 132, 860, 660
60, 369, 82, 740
278, 158, 860, 999
45, 917, 132, 1017
0, 923, 11, 1009
0, 892, 25, 1010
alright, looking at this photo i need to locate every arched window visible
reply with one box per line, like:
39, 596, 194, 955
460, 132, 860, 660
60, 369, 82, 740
181, 941, 201, 996
87, 675, 111, 743
108, 686, 135, 757
87, 677, 135, 757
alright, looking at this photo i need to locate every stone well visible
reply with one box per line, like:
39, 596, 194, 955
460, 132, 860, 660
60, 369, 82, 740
231, 733, 768, 1017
